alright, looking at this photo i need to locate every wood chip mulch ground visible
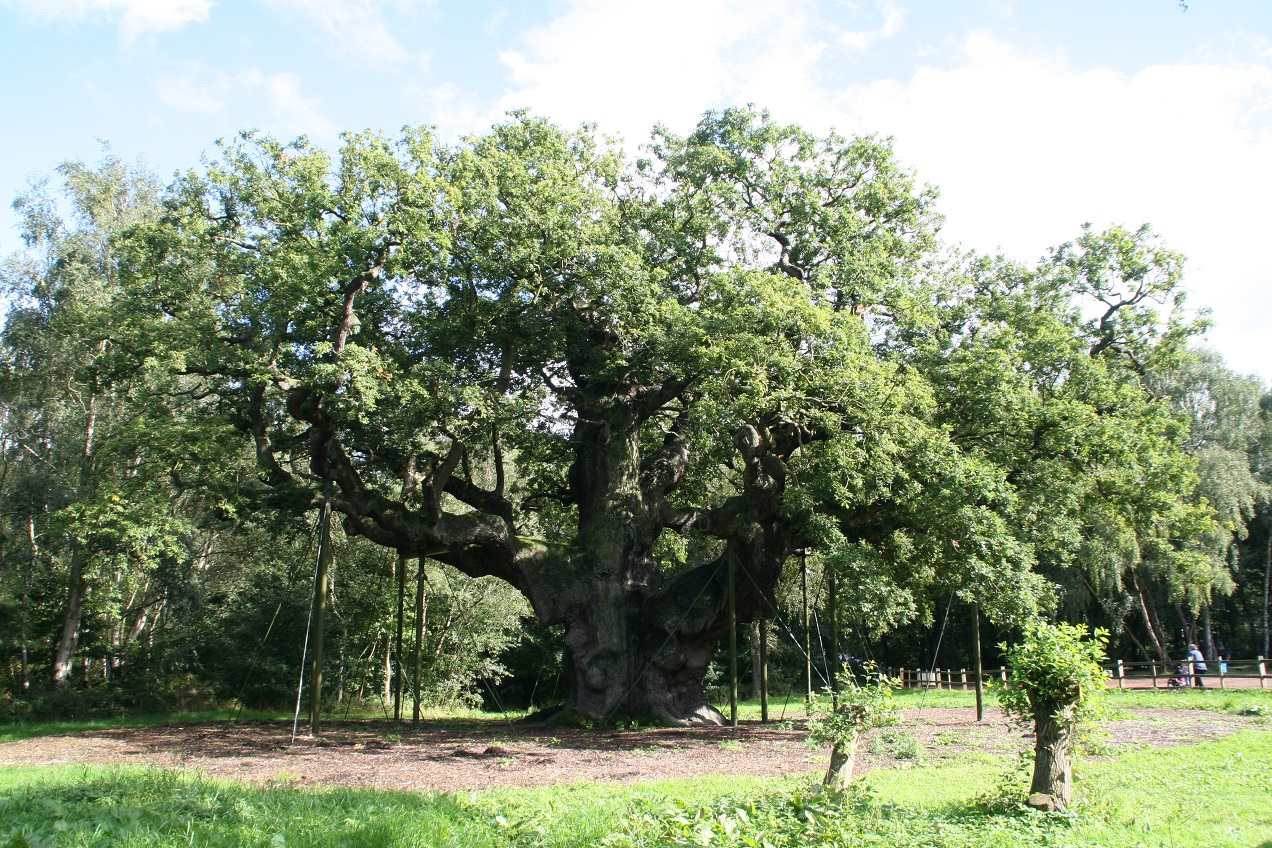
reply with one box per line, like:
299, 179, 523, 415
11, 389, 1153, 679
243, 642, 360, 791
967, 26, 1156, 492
0, 707, 1261, 793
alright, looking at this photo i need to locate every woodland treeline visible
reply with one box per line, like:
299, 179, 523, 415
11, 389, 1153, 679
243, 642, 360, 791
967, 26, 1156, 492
0, 108, 1268, 721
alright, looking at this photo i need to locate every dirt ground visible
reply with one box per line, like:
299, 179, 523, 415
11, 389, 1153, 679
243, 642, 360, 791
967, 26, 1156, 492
0, 707, 1260, 793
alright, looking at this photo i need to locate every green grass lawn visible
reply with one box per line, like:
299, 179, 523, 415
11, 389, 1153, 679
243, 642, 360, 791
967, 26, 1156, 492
0, 709, 293, 745
3, 720, 1270, 846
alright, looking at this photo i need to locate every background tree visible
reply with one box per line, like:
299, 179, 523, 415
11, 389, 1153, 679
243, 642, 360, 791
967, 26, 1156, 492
892, 225, 1214, 665
0, 152, 189, 691
1152, 349, 1271, 658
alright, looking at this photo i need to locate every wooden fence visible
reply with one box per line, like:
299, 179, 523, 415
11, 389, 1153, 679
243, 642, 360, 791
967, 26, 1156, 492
881, 657, 1270, 691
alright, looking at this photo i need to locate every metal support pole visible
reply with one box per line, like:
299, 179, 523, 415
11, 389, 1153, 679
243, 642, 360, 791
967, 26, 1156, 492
759, 614, 769, 723
412, 557, 425, 725
393, 552, 405, 722
829, 568, 839, 708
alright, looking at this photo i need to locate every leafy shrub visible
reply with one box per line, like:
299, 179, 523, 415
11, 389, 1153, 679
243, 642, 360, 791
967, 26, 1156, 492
995, 623, 1109, 729
868, 729, 922, 760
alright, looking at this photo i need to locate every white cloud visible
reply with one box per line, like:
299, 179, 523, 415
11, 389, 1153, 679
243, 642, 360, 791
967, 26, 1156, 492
402, 81, 492, 141
5, 0, 211, 37
153, 65, 337, 138
266, 0, 430, 65
154, 66, 232, 114
815, 32, 1272, 379
253, 70, 338, 138
841, 0, 906, 51
494, 0, 841, 146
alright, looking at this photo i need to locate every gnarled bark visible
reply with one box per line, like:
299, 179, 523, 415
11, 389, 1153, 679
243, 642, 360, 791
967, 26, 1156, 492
1028, 702, 1076, 811
823, 734, 860, 791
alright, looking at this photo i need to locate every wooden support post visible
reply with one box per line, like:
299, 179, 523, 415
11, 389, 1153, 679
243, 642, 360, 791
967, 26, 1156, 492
802, 550, 812, 705
899, 667, 906, 689
1000, 666, 1007, 683
1259, 656, 1267, 690
728, 549, 738, 728
307, 500, 332, 737
1116, 659, 1125, 689
393, 552, 405, 722
759, 615, 769, 723
412, 557, 425, 725
1150, 660, 1157, 690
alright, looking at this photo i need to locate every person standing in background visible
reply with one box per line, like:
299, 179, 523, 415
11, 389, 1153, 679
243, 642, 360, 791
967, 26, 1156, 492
1187, 643, 1208, 688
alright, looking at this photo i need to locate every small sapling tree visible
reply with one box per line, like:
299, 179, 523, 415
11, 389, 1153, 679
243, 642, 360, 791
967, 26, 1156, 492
997, 622, 1108, 812
806, 664, 900, 790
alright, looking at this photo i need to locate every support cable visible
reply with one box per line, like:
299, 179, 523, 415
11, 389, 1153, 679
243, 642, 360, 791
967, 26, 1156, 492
290, 515, 327, 744
916, 593, 955, 720
602, 558, 728, 725
737, 559, 831, 691
481, 675, 515, 727
291, 637, 310, 744
225, 599, 285, 727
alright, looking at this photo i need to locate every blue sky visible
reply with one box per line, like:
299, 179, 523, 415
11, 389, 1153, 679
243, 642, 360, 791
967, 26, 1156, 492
2, 0, 1269, 380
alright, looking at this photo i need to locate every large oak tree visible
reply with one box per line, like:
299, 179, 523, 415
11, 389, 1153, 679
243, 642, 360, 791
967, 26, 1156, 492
119, 109, 1041, 723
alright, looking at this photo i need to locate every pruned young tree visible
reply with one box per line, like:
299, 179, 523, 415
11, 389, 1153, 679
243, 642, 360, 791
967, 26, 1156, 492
998, 622, 1109, 812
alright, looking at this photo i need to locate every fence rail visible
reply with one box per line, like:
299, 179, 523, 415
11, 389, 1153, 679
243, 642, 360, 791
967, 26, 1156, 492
880, 657, 1270, 691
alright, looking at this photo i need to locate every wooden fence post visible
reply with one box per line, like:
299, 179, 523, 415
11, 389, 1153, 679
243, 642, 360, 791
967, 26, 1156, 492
960, 668, 968, 690
1260, 657, 1267, 690
1000, 665, 1007, 683
1116, 659, 1124, 690
1150, 660, 1157, 690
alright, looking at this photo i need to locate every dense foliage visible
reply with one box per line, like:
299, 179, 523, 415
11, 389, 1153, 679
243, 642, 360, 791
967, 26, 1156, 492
997, 623, 1109, 728
1, 108, 1269, 721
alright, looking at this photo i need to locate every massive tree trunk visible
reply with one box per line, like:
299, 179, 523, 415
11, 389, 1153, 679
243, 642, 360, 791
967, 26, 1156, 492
511, 409, 793, 724
276, 312, 801, 725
